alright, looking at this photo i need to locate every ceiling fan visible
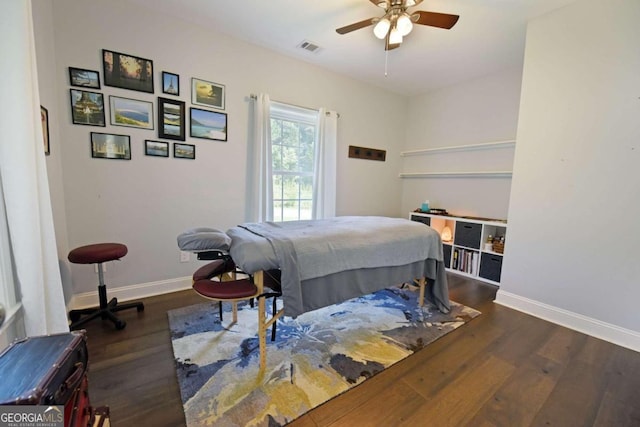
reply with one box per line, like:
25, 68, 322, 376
336, 0, 459, 50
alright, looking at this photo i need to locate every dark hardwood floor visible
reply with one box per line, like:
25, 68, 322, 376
82, 274, 640, 426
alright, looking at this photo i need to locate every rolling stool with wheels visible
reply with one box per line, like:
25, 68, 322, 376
67, 243, 144, 330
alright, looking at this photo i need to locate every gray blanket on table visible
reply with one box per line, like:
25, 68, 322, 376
232, 216, 448, 317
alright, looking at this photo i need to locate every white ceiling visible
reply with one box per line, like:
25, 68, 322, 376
127, 0, 577, 96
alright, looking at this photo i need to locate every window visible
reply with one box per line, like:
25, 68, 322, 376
269, 102, 318, 222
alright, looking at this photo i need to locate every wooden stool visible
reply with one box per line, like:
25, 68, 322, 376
67, 243, 144, 330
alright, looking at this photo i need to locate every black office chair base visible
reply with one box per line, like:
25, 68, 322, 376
69, 287, 144, 331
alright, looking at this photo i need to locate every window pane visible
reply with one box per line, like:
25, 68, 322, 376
281, 146, 299, 172
282, 201, 299, 222
300, 200, 312, 220
300, 176, 313, 199
282, 176, 298, 200
273, 174, 283, 200
273, 201, 283, 222
272, 144, 283, 171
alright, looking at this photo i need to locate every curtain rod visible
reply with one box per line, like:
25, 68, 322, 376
249, 94, 339, 118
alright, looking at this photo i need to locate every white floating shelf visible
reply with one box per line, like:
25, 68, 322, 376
401, 140, 516, 157
399, 171, 513, 178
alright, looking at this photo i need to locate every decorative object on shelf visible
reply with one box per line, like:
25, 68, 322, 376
421, 200, 430, 212
174, 143, 195, 159
109, 96, 154, 130
192, 77, 225, 110
69, 89, 105, 127
441, 226, 452, 242
145, 140, 169, 157
40, 106, 50, 155
428, 208, 448, 215
68, 67, 100, 89
484, 239, 493, 252
348, 145, 386, 161
493, 236, 505, 254
190, 107, 227, 141
90, 132, 131, 160
103, 49, 154, 93
158, 97, 185, 141
162, 71, 179, 96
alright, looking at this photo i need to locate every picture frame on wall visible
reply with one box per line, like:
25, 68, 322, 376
102, 49, 154, 93
109, 95, 154, 129
40, 106, 50, 155
190, 107, 227, 141
145, 140, 169, 157
191, 77, 225, 110
70, 89, 105, 127
174, 143, 195, 159
68, 67, 101, 89
157, 97, 185, 140
162, 71, 179, 96
90, 132, 131, 160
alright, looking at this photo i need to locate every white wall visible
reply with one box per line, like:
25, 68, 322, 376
42, 0, 408, 298
497, 0, 640, 347
400, 67, 522, 219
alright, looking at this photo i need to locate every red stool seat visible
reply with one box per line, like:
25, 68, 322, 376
193, 279, 258, 300
192, 259, 236, 282
68, 243, 127, 264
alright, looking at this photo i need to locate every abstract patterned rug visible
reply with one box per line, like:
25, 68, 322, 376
168, 285, 480, 426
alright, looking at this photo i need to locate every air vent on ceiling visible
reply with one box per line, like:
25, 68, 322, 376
297, 40, 322, 54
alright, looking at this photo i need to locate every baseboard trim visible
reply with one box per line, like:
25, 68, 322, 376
495, 290, 640, 353
67, 276, 193, 311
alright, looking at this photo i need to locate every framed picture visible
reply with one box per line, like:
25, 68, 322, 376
90, 132, 131, 160
162, 71, 179, 96
190, 107, 227, 141
70, 89, 105, 126
69, 67, 100, 89
109, 95, 154, 129
102, 49, 154, 93
191, 77, 225, 110
40, 106, 50, 155
145, 140, 169, 157
174, 143, 195, 159
158, 97, 185, 140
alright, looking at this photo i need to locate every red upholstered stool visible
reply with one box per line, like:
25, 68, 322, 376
192, 278, 258, 325
67, 243, 144, 330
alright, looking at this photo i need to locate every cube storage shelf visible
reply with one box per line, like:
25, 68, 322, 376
410, 212, 507, 285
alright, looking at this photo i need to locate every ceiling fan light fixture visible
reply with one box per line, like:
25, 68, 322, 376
396, 13, 413, 36
373, 18, 391, 39
389, 27, 403, 44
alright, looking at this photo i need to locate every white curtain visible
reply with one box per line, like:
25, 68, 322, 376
312, 109, 338, 219
0, 0, 68, 335
248, 94, 273, 222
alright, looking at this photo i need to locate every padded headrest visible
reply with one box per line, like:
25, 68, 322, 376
177, 227, 231, 252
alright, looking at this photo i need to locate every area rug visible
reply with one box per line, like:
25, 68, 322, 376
168, 285, 480, 426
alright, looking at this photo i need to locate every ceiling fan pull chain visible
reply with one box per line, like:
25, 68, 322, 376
384, 49, 389, 76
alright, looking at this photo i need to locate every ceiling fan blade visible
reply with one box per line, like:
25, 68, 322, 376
336, 18, 376, 34
411, 10, 459, 29
369, 0, 387, 7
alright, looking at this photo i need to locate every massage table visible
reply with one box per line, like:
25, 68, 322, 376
180, 216, 449, 370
